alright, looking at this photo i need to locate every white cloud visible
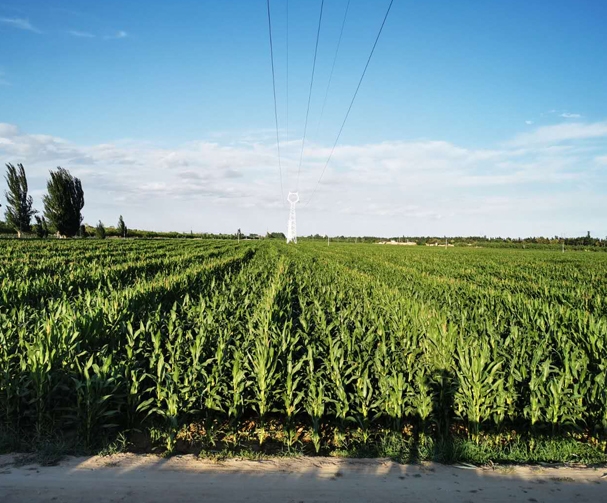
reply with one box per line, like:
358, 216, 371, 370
0, 17, 41, 33
105, 30, 128, 40
561, 113, 582, 119
0, 123, 20, 137
68, 30, 95, 38
525, 120, 534, 125
508, 121, 607, 146
0, 121, 605, 237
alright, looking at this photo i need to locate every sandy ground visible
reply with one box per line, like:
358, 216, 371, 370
0, 453, 606, 503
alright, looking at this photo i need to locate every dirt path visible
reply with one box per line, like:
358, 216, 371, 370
0, 453, 605, 503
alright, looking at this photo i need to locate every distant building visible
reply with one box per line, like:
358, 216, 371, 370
377, 240, 417, 246
425, 242, 454, 247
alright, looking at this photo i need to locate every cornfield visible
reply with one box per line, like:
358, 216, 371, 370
1, 239, 606, 459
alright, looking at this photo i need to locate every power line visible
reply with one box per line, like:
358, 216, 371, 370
314, 0, 351, 139
305, 0, 395, 208
295, 0, 325, 191
286, 0, 289, 189
266, 0, 285, 205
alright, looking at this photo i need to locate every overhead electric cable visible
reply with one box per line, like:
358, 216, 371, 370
286, 0, 289, 187
295, 0, 325, 191
314, 0, 351, 138
305, 0, 394, 208
266, 0, 285, 205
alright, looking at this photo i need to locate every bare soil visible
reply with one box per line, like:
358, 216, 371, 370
0, 453, 605, 502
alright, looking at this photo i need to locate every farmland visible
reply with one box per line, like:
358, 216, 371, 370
1, 239, 607, 463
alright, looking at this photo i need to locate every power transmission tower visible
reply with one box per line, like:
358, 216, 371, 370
286, 192, 299, 243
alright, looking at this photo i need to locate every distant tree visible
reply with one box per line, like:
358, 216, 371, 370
117, 215, 127, 238
43, 167, 84, 237
96, 221, 106, 239
79, 224, 87, 238
0, 207, 13, 235
4, 163, 37, 237
266, 231, 286, 240
33, 215, 49, 238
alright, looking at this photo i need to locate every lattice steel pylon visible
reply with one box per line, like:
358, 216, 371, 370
286, 192, 299, 244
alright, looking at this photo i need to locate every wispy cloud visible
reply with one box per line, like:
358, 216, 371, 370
104, 30, 128, 40
525, 120, 534, 125
509, 121, 607, 147
0, 17, 41, 33
66, 29, 128, 40
68, 30, 95, 38
542, 110, 582, 119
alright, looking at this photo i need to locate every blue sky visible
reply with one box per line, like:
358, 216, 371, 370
1, 0, 606, 237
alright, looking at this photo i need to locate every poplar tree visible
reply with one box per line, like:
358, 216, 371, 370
117, 215, 127, 238
43, 167, 84, 237
4, 163, 37, 237
96, 221, 106, 239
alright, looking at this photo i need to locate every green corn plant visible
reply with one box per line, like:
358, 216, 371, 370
544, 344, 590, 433
0, 311, 24, 432
247, 322, 278, 444
21, 320, 58, 438
352, 365, 375, 444
305, 347, 326, 453
426, 319, 457, 438
524, 348, 553, 428
202, 329, 230, 446
379, 370, 410, 432
228, 347, 246, 421
150, 352, 181, 452
71, 354, 121, 449
411, 368, 434, 428
122, 320, 148, 429
327, 333, 352, 444
279, 326, 305, 448
454, 336, 505, 441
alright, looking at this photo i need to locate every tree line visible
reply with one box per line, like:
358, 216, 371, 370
299, 234, 607, 249
1, 163, 127, 239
